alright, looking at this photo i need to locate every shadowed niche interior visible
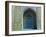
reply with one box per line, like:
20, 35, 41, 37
23, 8, 37, 30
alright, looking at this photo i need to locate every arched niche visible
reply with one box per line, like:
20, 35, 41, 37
23, 8, 37, 29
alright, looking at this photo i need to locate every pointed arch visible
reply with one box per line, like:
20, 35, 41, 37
23, 8, 37, 29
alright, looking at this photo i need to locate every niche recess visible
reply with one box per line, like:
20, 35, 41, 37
23, 8, 37, 29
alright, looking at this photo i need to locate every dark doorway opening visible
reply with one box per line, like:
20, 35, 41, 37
23, 8, 37, 29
